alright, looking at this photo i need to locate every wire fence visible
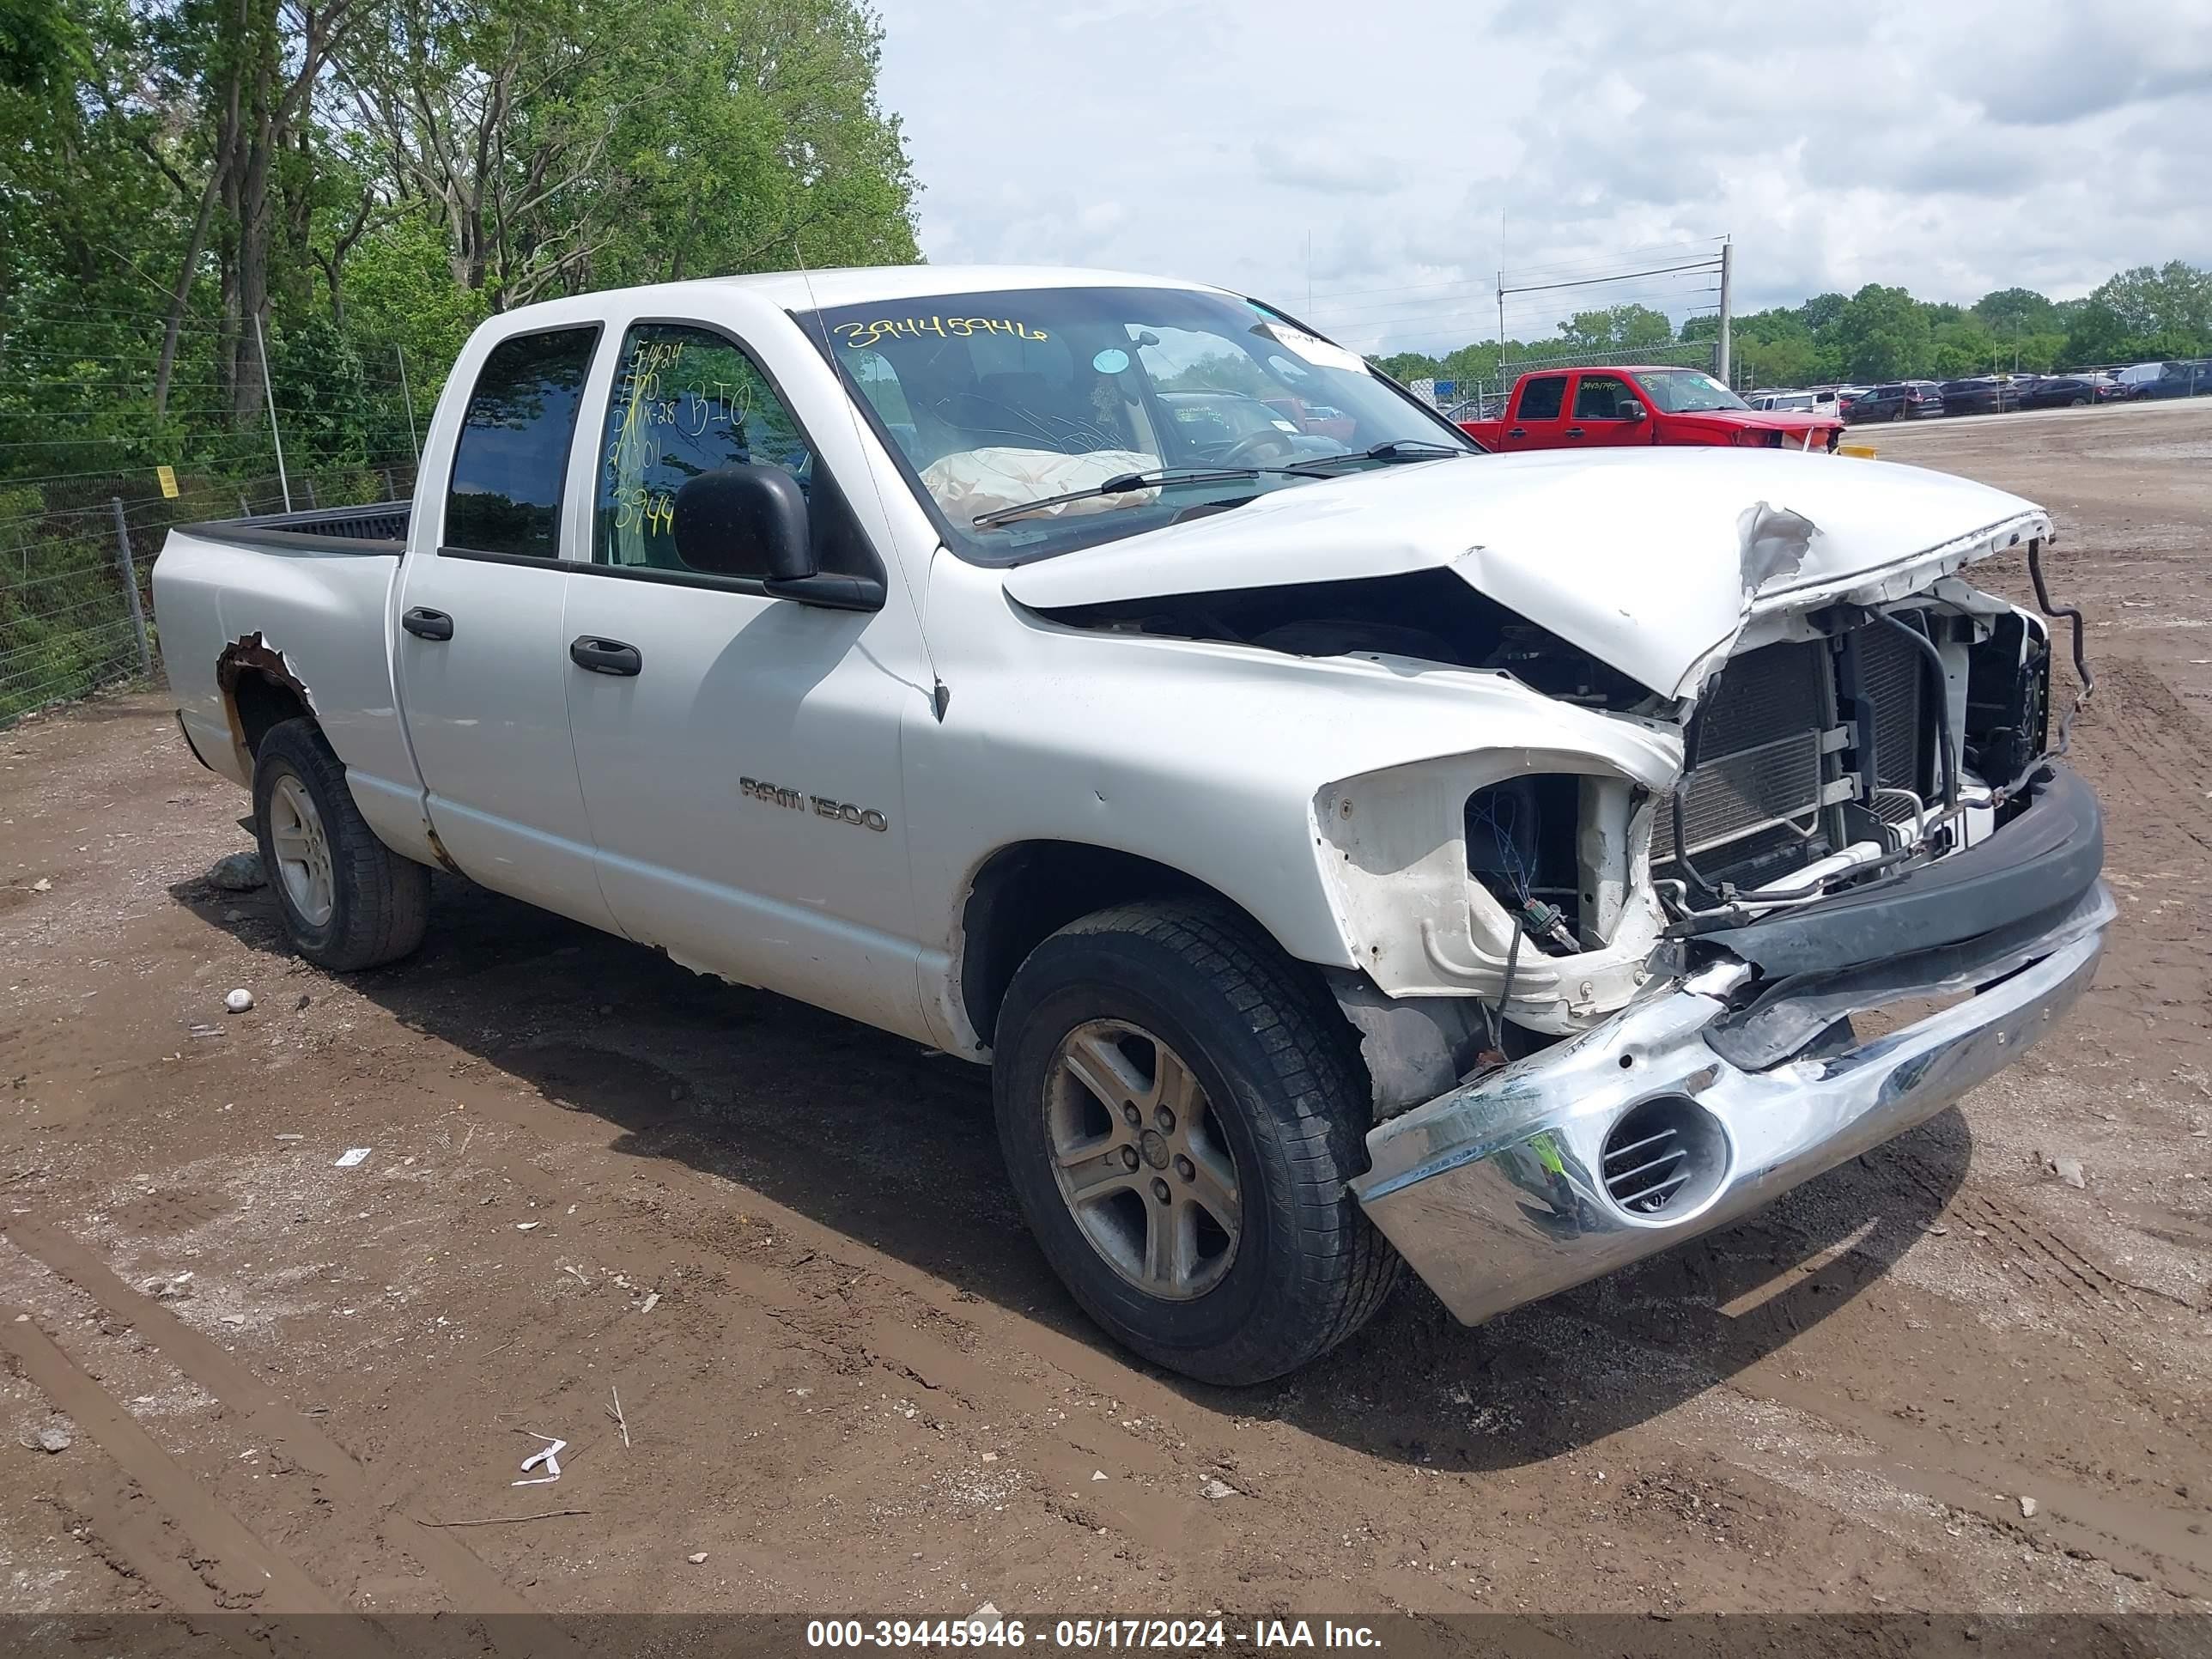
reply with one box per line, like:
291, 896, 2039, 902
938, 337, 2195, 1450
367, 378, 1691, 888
1, 301, 441, 726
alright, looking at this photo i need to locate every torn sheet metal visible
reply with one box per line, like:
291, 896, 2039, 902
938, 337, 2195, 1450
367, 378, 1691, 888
1002, 447, 2050, 699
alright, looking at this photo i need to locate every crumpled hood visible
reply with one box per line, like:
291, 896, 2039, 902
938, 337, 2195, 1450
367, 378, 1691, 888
1000, 447, 2051, 697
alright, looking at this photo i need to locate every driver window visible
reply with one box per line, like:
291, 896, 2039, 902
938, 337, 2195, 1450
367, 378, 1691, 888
1573, 375, 1633, 420
596, 323, 810, 574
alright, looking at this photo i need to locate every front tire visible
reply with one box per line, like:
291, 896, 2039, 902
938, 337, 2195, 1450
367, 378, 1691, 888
993, 900, 1399, 1385
252, 717, 430, 971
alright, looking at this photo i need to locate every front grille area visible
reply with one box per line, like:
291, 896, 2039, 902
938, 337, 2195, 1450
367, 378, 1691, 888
1670, 641, 1829, 856
1655, 639, 1832, 878
1657, 623, 1935, 892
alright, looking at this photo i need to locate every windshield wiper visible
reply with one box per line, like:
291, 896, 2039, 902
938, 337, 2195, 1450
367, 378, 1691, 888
970, 465, 1314, 529
1297, 438, 1473, 468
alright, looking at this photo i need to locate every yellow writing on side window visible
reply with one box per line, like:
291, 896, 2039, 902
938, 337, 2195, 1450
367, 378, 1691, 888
612, 483, 677, 536
833, 317, 1048, 349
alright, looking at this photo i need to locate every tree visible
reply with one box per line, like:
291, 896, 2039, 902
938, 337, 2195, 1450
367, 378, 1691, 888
2086, 263, 2210, 357
332, 0, 915, 310
1832, 284, 1933, 381
1972, 286, 2058, 339
1553, 302, 1673, 354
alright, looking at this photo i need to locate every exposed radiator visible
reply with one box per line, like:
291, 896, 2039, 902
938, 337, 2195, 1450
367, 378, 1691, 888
1657, 625, 1932, 890
1656, 639, 1831, 877
1858, 623, 1928, 823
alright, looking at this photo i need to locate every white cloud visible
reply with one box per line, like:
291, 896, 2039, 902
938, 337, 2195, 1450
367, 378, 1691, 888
876, 0, 2212, 356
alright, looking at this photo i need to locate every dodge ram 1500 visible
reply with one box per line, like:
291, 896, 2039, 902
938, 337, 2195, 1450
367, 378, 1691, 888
153, 266, 2108, 1383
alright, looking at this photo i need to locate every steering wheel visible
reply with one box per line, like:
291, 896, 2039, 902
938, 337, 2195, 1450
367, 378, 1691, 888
1217, 429, 1300, 468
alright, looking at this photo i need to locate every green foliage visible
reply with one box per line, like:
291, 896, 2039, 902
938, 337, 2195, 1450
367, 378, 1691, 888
0, 0, 922, 723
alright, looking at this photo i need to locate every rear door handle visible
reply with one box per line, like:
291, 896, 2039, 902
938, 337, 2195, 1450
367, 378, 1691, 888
569, 635, 642, 677
1506, 426, 1527, 438
402, 606, 453, 641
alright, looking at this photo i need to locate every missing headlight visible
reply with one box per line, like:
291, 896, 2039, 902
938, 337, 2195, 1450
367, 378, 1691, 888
1465, 777, 1583, 955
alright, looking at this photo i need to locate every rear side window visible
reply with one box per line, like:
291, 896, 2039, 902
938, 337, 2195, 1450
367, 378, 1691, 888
444, 326, 599, 558
1516, 375, 1567, 420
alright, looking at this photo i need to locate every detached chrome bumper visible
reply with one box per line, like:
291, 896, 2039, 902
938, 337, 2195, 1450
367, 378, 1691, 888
1352, 866, 2112, 1328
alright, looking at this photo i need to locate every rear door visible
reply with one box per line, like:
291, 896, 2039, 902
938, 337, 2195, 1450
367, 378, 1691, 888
393, 321, 619, 931
1566, 372, 1646, 447
1500, 374, 1568, 449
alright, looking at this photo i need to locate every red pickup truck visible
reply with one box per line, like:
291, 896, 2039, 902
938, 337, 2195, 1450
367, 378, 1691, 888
1457, 365, 1845, 453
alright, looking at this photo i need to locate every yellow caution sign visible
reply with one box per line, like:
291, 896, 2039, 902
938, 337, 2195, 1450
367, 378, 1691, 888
156, 465, 180, 498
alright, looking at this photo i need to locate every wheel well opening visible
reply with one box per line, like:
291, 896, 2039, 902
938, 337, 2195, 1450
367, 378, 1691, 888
959, 842, 1255, 1048
231, 672, 308, 758
214, 633, 315, 770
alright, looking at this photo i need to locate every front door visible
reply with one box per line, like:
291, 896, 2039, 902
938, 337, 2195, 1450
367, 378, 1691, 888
1568, 373, 1649, 447
393, 322, 619, 932
560, 316, 927, 1036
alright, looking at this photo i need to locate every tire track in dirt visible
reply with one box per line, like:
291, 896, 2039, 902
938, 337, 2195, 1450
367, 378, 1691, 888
3, 1217, 580, 1645
1, 1308, 342, 1612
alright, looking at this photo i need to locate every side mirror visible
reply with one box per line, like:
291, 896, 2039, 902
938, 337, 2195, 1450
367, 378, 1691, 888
672, 464, 814, 583
1620, 398, 1647, 422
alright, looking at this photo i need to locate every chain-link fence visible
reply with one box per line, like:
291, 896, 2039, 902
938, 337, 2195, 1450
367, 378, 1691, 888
0, 458, 423, 726
1, 301, 441, 726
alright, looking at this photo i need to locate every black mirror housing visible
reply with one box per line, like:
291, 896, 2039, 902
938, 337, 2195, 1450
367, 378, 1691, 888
1620, 399, 1648, 422
672, 464, 815, 583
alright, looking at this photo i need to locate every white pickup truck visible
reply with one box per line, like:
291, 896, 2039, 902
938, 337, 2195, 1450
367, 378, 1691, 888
154, 266, 2111, 1384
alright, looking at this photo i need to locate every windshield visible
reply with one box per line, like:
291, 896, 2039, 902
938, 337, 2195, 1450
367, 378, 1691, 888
793, 285, 1471, 560
1634, 368, 1750, 414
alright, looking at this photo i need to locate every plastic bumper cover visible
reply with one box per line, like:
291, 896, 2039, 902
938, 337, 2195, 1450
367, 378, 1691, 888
1350, 775, 2112, 1327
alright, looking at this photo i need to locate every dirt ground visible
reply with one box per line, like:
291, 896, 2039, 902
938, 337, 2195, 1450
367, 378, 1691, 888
2, 398, 2209, 1627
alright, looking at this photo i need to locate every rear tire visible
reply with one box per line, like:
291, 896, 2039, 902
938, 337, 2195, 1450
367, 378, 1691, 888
992, 899, 1399, 1385
251, 717, 430, 971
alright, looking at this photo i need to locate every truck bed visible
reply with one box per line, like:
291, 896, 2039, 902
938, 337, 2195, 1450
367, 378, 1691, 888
175, 499, 411, 554
152, 499, 422, 834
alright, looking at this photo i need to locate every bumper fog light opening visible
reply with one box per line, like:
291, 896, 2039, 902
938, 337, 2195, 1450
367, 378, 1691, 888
1601, 1094, 1729, 1220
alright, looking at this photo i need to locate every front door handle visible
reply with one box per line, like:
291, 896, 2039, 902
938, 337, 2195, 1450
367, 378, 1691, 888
1564, 426, 1586, 438
402, 606, 454, 641
569, 636, 642, 677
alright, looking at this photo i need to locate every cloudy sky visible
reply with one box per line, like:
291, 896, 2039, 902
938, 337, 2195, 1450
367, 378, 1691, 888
876, 0, 2212, 355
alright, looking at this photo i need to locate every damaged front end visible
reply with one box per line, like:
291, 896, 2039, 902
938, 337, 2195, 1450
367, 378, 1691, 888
1336, 537, 2109, 1325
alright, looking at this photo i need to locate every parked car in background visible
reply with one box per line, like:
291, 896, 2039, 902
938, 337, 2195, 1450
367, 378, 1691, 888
1844, 381, 1947, 422
2019, 374, 2114, 410
2139, 360, 2212, 399
1456, 365, 1844, 451
1938, 378, 2023, 416
1747, 389, 1843, 416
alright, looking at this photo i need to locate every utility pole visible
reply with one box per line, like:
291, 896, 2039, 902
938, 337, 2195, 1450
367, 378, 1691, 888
1498, 208, 1508, 384
1716, 235, 1734, 386
253, 313, 293, 514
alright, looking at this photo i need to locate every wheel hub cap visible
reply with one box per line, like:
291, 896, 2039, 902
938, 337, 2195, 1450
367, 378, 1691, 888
1043, 1019, 1242, 1300
269, 774, 335, 928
